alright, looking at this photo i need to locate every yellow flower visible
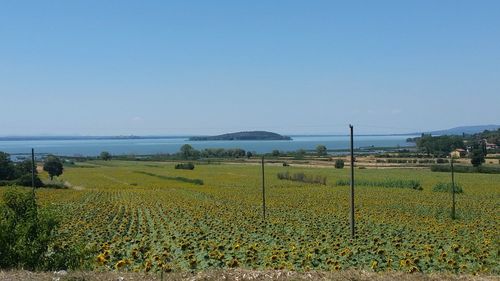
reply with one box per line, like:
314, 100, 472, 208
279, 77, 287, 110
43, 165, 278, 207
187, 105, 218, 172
96, 254, 107, 265
371, 260, 378, 270
115, 259, 127, 269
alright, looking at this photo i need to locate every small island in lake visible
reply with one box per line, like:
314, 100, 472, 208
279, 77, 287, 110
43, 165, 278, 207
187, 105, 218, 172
189, 131, 292, 141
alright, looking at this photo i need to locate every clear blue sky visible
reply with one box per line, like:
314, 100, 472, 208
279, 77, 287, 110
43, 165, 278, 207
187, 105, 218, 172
1, 1, 499, 136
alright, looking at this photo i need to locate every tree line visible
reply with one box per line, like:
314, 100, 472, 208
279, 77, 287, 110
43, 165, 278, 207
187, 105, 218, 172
0, 152, 64, 187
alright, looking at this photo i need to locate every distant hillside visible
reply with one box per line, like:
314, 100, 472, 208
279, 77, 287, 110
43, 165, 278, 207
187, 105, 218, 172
422, 125, 500, 136
189, 131, 292, 141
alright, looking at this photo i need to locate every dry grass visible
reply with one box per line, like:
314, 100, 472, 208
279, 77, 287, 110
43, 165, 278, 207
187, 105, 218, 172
0, 270, 498, 281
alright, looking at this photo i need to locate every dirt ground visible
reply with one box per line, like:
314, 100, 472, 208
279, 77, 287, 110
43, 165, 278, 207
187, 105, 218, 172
0, 270, 498, 281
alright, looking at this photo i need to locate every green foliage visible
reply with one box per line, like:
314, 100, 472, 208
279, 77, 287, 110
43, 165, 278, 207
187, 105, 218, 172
134, 171, 203, 185
470, 148, 485, 167
468, 128, 500, 146
180, 144, 198, 160
432, 182, 464, 193
14, 174, 44, 188
177, 145, 247, 159
0, 152, 43, 187
277, 171, 327, 185
430, 164, 500, 174
316, 145, 327, 156
334, 159, 345, 169
175, 163, 195, 170
336, 178, 422, 190
43, 155, 64, 180
200, 148, 246, 158
100, 151, 112, 161
0, 189, 88, 270
294, 149, 306, 160
15, 159, 36, 178
0, 152, 16, 181
416, 135, 464, 157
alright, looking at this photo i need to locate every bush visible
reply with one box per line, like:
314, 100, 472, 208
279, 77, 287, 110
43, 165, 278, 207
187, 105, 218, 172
433, 182, 464, 193
15, 174, 44, 188
175, 163, 195, 170
334, 159, 345, 169
0, 189, 89, 270
277, 172, 327, 185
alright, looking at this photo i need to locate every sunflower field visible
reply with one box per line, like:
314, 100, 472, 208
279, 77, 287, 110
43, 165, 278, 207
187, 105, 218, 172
3, 160, 498, 274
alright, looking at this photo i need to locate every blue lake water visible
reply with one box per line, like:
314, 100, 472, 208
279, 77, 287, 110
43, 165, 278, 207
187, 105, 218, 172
0, 135, 416, 157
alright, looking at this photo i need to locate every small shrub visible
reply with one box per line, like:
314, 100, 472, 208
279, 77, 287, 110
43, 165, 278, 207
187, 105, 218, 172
175, 163, 195, 170
433, 182, 464, 193
334, 159, 345, 169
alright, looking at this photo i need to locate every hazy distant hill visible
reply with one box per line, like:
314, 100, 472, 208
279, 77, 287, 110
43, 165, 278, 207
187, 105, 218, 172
189, 131, 292, 141
422, 125, 500, 136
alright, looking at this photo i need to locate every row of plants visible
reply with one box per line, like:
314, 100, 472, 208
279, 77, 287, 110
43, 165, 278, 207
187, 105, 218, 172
277, 172, 327, 185
134, 171, 204, 185
430, 165, 500, 174
335, 179, 423, 190
432, 183, 464, 194
376, 159, 449, 164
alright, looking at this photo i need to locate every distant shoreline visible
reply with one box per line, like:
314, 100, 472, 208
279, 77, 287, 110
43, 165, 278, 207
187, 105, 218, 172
0, 134, 418, 142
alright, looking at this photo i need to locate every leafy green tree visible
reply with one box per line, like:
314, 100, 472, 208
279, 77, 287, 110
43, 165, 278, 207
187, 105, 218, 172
43, 155, 64, 180
416, 135, 464, 157
335, 159, 345, 169
246, 151, 253, 158
316, 145, 327, 156
100, 151, 112, 161
272, 150, 281, 157
470, 149, 485, 167
15, 159, 36, 178
179, 144, 199, 159
295, 149, 306, 160
0, 152, 16, 181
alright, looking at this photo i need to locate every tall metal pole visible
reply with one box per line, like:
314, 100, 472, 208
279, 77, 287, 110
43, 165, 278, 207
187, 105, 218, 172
31, 148, 36, 194
261, 156, 266, 221
451, 157, 456, 219
349, 125, 355, 238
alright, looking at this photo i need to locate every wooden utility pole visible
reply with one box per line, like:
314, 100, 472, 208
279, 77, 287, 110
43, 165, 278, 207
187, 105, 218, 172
349, 125, 355, 238
31, 148, 36, 194
451, 157, 456, 219
261, 156, 266, 221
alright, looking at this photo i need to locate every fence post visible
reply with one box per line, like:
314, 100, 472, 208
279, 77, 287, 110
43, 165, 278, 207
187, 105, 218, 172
349, 125, 355, 238
261, 156, 266, 221
31, 148, 36, 194
451, 157, 456, 219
